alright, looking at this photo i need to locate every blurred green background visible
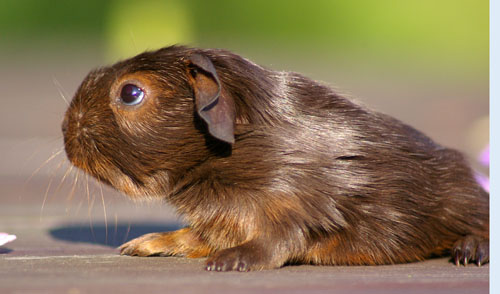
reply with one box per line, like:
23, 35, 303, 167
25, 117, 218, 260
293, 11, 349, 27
1, 0, 488, 73
0, 0, 489, 175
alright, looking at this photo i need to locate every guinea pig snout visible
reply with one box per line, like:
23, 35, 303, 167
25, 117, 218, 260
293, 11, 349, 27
61, 115, 69, 137
61, 106, 104, 168
62, 107, 105, 172
63, 111, 90, 140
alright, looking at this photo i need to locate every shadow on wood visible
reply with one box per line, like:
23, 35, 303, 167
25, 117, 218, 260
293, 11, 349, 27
49, 222, 183, 247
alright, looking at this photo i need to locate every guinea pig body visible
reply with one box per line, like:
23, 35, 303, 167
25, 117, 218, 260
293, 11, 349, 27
62, 45, 489, 271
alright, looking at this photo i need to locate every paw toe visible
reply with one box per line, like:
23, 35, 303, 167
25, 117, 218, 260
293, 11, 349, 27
452, 235, 489, 266
205, 248, 254, 272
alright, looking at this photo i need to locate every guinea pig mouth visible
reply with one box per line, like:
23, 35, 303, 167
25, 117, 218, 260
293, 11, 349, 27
63, 140, 112, 187
62, 131, 126, 192
62, 109, 168, 199
63, 139, 167, 200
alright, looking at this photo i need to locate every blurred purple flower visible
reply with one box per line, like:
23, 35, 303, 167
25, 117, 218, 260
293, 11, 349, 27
479, 144, 489, 167
475, 174, 490, 192
475, 144, 489, 192
0, 233, 16, 246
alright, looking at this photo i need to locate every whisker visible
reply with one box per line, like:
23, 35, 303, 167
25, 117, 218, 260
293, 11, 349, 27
40, 157, 66, 221
65, 169, 85, 216
52, 77, 70, 106
113, 213, 118, 246
55, 164, 74, 194
19, 137, 48, 173
123, 220, 132, 244
99, 182, 108, 245
86, 173, 97, 243
26, 148, 64, 186
67, 167, 80, 204
130, 29, 138, 55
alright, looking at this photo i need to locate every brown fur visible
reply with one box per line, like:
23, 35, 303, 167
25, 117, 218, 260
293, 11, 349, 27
62, 45, 489, 271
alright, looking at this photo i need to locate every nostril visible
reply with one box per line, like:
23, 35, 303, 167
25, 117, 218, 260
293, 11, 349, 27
62, 116, 69, 136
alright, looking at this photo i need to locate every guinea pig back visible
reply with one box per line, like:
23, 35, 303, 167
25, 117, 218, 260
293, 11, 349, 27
62, 45, 489, 271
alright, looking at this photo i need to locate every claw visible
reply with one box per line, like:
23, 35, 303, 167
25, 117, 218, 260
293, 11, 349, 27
238, 262, 248, 272
206, 261, 215, 271
477, 252, 486, 267
454, 251, 461, 266
452, 235, 489, 267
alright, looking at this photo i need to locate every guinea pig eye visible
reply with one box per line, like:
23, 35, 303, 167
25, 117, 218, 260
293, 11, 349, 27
119, 84, 145, 105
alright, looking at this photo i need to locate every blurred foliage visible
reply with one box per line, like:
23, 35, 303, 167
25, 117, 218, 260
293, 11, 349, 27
0, 0, 109, 38
0, 0, 488, 73
105, 0, 194, 60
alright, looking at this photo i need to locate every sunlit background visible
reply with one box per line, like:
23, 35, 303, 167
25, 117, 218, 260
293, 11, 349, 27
0, 0, 488, 181
0, 1, 490, 274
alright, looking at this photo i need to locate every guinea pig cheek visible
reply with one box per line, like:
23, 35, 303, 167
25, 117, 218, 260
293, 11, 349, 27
109, 74, 165, 136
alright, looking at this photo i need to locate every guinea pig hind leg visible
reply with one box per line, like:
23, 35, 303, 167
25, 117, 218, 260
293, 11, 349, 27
119, 227, 213, 258
452, 235, 489, 266
205, 238, 289, 272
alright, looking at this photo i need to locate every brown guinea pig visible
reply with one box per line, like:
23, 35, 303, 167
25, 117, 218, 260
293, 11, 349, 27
62, 45, 489, 271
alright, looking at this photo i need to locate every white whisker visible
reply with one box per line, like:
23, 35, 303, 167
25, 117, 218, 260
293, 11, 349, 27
26, 149, 64, 186
123, 220, 132, 244
67, 167, 80, 204
113, 213, 119, 246
99, 182, 108, 245
86, 173, 96, 242
40, 157, 65, 221
52, 77, 70, 106
55, 164, 74, 194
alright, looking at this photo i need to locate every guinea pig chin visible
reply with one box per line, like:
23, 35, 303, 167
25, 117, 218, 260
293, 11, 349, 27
65, 143, 169, 200
62, 123, 169, 200
93, 166, 172, 201
104, 167, 170, 200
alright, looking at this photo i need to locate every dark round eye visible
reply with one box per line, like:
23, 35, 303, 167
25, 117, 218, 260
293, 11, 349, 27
120, 84, 144, 105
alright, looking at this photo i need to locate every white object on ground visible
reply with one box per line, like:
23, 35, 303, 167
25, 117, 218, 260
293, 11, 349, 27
0, 233, 16, 246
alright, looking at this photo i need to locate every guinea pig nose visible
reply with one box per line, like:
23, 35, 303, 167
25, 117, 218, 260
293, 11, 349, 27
61, 116, 69, 136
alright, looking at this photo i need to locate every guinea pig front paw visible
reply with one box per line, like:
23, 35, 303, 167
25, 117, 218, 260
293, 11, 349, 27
205, 241, 283, 272
119, 232, 171, 256
452, 235, 489, 266
119, 228, 212, 258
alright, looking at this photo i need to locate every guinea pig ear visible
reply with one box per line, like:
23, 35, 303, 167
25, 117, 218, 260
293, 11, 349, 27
186, 53, 235, 144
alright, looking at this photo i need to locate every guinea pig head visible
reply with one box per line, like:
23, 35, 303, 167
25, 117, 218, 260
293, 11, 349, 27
62, 47, 236, 199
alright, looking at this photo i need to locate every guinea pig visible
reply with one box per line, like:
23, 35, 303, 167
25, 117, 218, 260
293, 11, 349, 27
62, 45, 489, 271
